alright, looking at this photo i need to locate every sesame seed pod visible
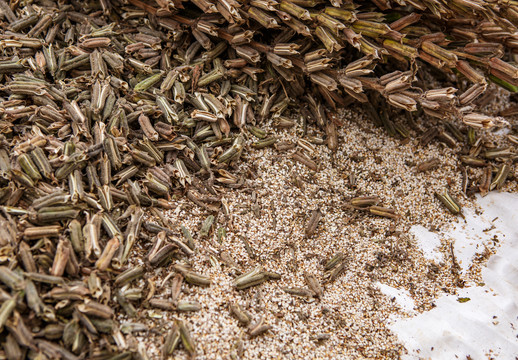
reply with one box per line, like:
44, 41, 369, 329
324, 252, 344, 271
279, 0, 311, 20
103, 136, 122, 170
283, 17, 312, 36
178, 320, 197, 357
156, 94, 179, 124
462, 113, 501, 129
134, 72, 163, 92
304, 48, 327, 63
369, 205, 399, 219
435, 190, 462, 215
114, 266, 145, 288
273, 43, 300, 56
198, 68, 224, 87
0, 297, 16, 331
235, 45, 261, 64
315, 26, 343, 52
390, 12, 421, 31
324, 7, 356, 21
248, 125, 267, 139
162, 323, 181, 357
177, 301, 202, 312
456, 60, 486, 84
0, 266, 25, 290
18, 153, 42, 181
42, 45, 57, 75
416, 158, 441, 172
421, 41, 458, 67
309, 72, 338, 91
191, 0, 218, 12
252, 137, 277, 149
490, 163, 511, 190
383, 39, 418, 59
459, 83, 487, 105
249, 317, 272, 337
351, 196, 380, 207
248, 7, 281, 29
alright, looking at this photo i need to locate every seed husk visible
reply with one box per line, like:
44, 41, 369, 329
162, 323, 181, 358
0, 266, 24, 290
248, 317, 272, 337
115, 289, 137, 318
174, 265, 212, 287
304, 271, 323, 297
369, 205, 399, 219
0, 297, 17, 331
416, 158, 440, 172
305, 209, 322, 237
177, 300, 202, 312
490, 163, 511, 191
229, 303, 252, 325
282, 287, 316, 297
324, 252, 344, 271
326, 259, 347, 282
23, 225, 61, 240
114, 266, 145, 287
233, 266, 268, 289
178, 320, 196, 357
350, 196, 379, 208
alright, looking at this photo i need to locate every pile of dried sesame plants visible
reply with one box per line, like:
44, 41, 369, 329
0, 0, 517, 359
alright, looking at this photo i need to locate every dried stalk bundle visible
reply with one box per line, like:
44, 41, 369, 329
0, 0, 517, 358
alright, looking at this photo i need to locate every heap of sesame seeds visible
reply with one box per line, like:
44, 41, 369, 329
127, 96, 517, 359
